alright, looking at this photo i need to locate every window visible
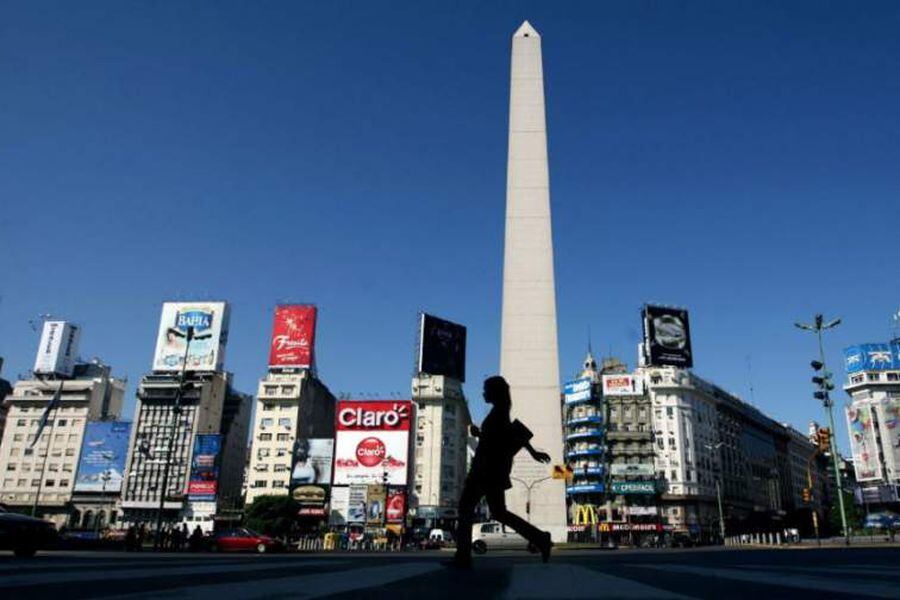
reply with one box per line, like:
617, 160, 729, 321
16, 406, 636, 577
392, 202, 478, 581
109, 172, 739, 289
253, 480, 268, 488
276, 433, 290, 441
65, 448, 75, 456
281, 386, 295, 395
16, 419, 26, 426
272, 480, 286, 488
60, 480, 69, 487
278, 418, 291, 427
261, 418, 274, 427
17, 479, 26, 487
9, 448, 19, 457
263, 404, 274, 411
264, 386, 277, 395
259, 433, 273, 441
257, 448, 270, 458
31, 479, 41, 486
58, 419, 67, 426
45, 480, 55, 487
6, 464, 16, 471
13, 434, 23, 442
274, 464, 289, 472
666, 407, 674, 418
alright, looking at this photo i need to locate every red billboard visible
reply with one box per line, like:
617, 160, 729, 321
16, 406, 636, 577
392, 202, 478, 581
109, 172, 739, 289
268, 305, 316, 368
386, 487, 407, 523
334, 401, 412, 486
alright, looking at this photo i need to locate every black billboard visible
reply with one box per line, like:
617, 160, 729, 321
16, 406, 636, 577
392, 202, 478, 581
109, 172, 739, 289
418, 313, 467, 382
643, 305, 693, 368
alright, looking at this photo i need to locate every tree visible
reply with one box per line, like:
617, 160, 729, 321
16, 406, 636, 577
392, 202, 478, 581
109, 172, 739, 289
244, 495, 298, 538
827, 490, 862, 535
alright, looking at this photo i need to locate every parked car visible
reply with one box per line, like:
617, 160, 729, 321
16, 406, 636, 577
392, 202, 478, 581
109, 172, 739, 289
471, 521, 535, 555
208, 528, 283, 553
0, 505, 58, 557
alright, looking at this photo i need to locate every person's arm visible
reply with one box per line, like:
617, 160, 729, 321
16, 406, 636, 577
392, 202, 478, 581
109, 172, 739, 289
524, 442, 551, 463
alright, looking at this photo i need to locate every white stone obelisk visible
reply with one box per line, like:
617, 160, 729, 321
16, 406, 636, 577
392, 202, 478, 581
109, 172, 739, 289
500, 21, 567, 543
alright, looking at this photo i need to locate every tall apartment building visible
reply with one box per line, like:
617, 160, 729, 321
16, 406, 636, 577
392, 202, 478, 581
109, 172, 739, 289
842, 341, 900, 509
245, 371, 336, 504
0, 358, 14, 442
411, 374, 470, 527
0, 360, 125, 527
563, 353, 605, 528
120, 371, 251, 530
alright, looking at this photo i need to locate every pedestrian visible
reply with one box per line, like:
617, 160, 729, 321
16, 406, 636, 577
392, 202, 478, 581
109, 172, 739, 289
189, 525, 204, 552
137, 523, 146, 552
125, 525, 136, 552
453, 376, 553, 569
180, 523, 189, 551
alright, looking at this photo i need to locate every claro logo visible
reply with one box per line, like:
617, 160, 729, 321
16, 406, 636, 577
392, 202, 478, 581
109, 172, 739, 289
338, 402, 411, 430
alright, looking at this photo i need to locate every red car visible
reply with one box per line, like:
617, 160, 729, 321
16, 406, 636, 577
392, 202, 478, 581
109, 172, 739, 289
209, 528, 283, 553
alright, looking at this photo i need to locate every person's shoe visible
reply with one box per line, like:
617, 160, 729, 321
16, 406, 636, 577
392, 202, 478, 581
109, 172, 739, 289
538, 531, 553, 563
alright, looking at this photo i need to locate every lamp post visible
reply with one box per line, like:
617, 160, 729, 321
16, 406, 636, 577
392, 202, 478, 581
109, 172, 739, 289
795, 314, 849, 545
95, 469, 112, 535
153, 325, 209, 551
510, 476, 552, 523
704, 442, 726, 543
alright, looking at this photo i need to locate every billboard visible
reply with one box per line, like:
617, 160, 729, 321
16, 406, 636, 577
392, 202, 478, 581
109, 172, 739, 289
602, 374, 644, 396
875, 398, 900, 478
609, 463, 655, 477
74, 421, 131, 492
187, 434, 221, 500
34, 321, 80, 377
329, 486, 350, 526
333, 401, 411, 486
564, 379, 592, 404
366, 484, 386, 526
269, 305, 317, 369
152, 302, 229, 372
611, 481, 657, 494
386, 487, 406, 524
348, 484, 367, 523
642, 305, 693, 368
418, 313, 467, 382
290, 438, 333, 517
846, 405, 881, 481
844, 343, 900, 373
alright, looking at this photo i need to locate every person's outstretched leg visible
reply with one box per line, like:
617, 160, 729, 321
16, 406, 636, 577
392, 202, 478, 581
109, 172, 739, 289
486, 489, 552, 562
453, 477, 481, 567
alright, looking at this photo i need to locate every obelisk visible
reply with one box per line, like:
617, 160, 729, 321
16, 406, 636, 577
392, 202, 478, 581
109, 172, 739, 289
500, 21, 567, 543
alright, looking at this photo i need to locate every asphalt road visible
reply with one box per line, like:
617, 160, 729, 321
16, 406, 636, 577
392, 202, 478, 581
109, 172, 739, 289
2, 546, 899, 599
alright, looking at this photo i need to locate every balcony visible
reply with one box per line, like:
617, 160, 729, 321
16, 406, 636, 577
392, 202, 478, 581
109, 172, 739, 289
566, 429, 603, 441
571, 466, 605, 477
567, 415, 603, 427
605, 430, 652, 441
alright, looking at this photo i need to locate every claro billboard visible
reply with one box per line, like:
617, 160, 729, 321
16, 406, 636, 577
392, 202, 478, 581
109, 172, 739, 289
152, 302, 229, 372
333, 401, 412, 486
269, 304, 317, 369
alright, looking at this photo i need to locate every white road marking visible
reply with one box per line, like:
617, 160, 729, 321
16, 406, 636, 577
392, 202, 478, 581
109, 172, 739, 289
0, 558, 348, 588
636, 564, 900, 599
107, 561, 443, 599
503, 564, 694, 599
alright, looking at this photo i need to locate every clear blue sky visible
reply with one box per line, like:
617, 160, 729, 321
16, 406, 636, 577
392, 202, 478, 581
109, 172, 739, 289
2, 2, 899, 453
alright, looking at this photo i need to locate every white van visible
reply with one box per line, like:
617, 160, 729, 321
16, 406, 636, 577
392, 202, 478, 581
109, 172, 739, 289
471, 521, 535, 555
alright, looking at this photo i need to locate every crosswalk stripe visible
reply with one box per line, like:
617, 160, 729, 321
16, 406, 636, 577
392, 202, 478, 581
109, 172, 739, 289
735, 564, 900, 577
105, 561, 443, 599
635, 564, 900, 599
0, 558, 348, 588
503, 564, 694, 599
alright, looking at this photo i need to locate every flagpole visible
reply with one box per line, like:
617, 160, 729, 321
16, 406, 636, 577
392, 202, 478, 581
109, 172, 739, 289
31, 386, 62, 518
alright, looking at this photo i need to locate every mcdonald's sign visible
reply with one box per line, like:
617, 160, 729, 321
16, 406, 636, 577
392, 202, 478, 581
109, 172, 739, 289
574, 504, 599, 525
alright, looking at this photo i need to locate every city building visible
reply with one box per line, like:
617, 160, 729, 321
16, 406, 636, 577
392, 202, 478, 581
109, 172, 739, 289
0, 359, 125, 527
499, 20, 567, 542
0, 358, 14, 442
245, 371, 336, 505
411, 373, 470, 528
842, 341, 900, 511
563, 353, 605, 533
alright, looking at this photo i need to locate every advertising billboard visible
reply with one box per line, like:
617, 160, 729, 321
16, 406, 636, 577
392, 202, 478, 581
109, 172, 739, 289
418, 313, 467, 382
844, 343, 900, 373
348, 485, 367, 524
610, 481, 657, 494
152, 302, 229, 372
187, 434, 221, 500
333, 401, 411, 486
290, 438, 333, 517
74, 421, 131, 492
386, 487, 406, 524
564, 379, 592, 404
642, 305, 693, 368
601, 374, 644, 397
329, 486, 350, 526
33, 320, 81, 377
846, 405, 881, 481
269, 305, 317, 369
875, 398, 900, 478
366, 484, 386, 526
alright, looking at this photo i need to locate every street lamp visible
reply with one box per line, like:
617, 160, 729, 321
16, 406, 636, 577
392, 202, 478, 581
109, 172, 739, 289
153, 326, 210, 551
510, 476, 552, 523
795, 314, 850, 546
704, 442, 726, 543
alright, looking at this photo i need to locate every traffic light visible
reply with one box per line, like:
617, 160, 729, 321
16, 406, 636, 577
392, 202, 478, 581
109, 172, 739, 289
816, 428, 831, 453
802, 488, 811, 503
810, 360, 835, 407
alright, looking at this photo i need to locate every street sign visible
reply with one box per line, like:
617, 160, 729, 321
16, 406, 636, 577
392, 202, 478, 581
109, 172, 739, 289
610, 481, 657, 494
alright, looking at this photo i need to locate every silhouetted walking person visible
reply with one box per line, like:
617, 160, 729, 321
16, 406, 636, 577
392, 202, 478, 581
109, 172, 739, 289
454, 376, 553, 568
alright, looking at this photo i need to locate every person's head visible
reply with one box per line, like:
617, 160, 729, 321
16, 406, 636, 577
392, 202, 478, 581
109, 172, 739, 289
483, 376, 511, 410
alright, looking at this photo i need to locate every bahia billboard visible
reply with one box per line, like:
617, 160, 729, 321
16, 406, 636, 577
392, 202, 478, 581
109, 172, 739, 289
33, 320, 81, 378
642, 304, 693, 369
187, 434, 222, 500
74, 421, 131, 493
418, 313, 467, 382
269, 304, 317, 370
152, 302, 229, 372
333, 401, 412, 486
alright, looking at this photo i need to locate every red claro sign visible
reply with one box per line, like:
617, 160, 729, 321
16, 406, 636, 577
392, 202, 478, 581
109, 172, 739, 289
337, 401, 412, 431
355, 437, 386, 466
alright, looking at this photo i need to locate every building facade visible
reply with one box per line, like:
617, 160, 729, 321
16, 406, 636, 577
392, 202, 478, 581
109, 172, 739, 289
411, 374, 470, 528
0, 360, 125, 527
